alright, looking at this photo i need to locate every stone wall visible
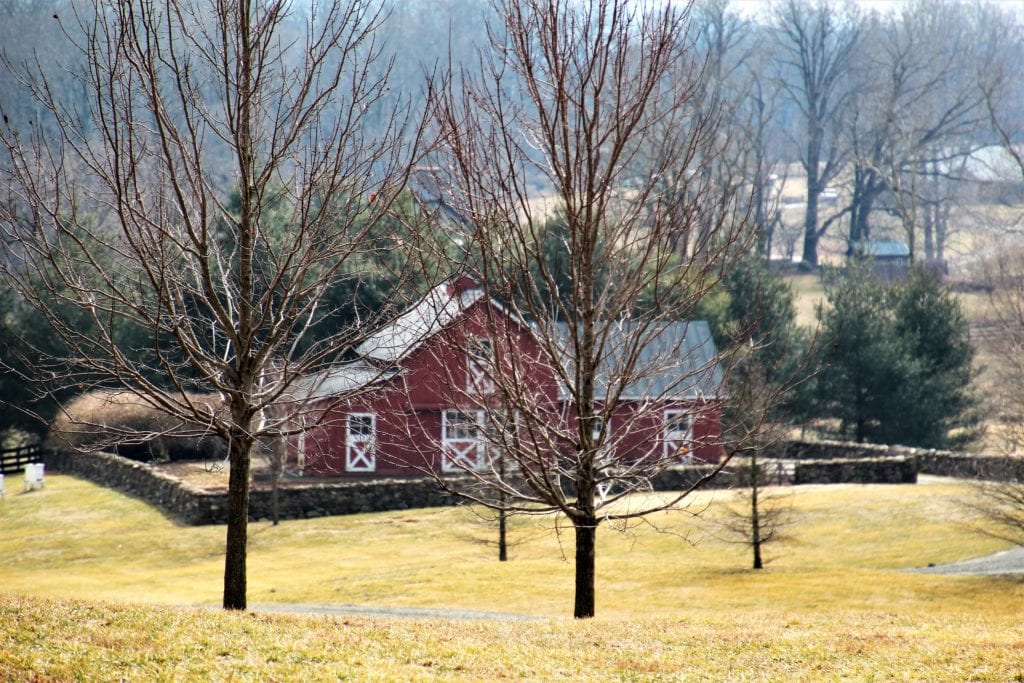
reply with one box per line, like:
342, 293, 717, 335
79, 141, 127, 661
45, 439, 1015, 526
44, 449, 215, 524
916, 452, 1023, 482
44, 449, 461, 525
791, 457, 916, 485
766, 439, 1022, 483
654, 455, 914, 489
766, 439, 898, 460
654, 462, 791, 490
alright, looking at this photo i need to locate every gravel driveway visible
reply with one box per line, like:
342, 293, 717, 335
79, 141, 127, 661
914, 546, 1024, 575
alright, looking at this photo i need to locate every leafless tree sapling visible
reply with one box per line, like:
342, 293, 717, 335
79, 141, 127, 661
426, 0, 782, 619
974, 85, 1024, 544
0, 0, 425, 610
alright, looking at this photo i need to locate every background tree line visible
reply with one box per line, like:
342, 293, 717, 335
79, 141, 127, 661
2, 0, 1022, 269
3, 0, 1013, 441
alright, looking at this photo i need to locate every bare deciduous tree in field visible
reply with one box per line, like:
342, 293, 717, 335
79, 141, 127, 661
0, 0, 424, 610
426, 0, 782, 619
771, 0, 861, 268
847, 0, 1016, 263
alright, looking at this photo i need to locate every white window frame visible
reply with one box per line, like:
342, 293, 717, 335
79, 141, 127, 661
466, 337, 495, 394
296, 431, 306, 473
292, 415, 308, 474
663, 409, 693, 460
592, 414, 616, 499
346, 413, 377, 472
442, 409, 486, 472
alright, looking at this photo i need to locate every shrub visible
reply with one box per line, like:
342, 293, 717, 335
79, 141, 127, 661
47, 390, 227, 462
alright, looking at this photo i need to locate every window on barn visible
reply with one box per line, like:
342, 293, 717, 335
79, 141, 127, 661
483, 409, 516, 443
296, 430, 306, 473
590, 414, 608, 443
289, 415, 308, 474
346, 413, 376, 472
466, 337, 495, 394
591, 413, 616, 499
663, 410, 693, 461
442, 410, 486, 472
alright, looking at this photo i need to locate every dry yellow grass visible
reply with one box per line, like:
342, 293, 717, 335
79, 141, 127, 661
2, 593, 1022, 681
1, 473, 1022, 679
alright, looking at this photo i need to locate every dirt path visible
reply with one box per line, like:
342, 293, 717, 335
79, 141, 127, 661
250, 603, 542, 621
246, 549, 1024, 623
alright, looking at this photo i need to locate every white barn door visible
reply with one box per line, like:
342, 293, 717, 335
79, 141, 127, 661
663, 410, 693, 461
442, 410, 485, 472
346, 414, 377, 472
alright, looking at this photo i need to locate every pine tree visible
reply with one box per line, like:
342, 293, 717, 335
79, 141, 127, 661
812, 265, 977, 448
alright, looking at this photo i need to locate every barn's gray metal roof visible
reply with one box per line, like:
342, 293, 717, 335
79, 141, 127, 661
329, 278, 724, 402
553, 320, 723, 401
356, 282, 485, 363
292, 361, 398, 401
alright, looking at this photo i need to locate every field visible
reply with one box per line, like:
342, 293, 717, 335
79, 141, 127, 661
1, 472, 1022, 680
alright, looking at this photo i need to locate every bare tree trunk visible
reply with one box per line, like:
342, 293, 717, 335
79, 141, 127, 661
271, 466, 280, 527
573, 516, 597, 619
498, 506, 508, 562
750, 450, 763, 570
802, 188, 820, 267
936, 207, 948, 263
923, 204, 935, 261
224, 428, 253, 610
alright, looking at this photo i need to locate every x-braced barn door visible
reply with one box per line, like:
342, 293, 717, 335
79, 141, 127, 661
442, 410, 485, 472
346, 414, 376, 472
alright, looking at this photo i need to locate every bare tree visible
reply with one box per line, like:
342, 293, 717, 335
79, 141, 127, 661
715, 455, 792, 570
969, 243, 1024, 544
847, 0, 1005, 262
963, 466, 1024, 548
771, 0, 861, 267
691, 0, 785, 259
979, 5, 1024, 188
0, 0, 424, 610
713, 376, 794, 570
424, 0, 779, 619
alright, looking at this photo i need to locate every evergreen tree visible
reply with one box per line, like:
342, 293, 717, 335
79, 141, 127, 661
709, 258, 799, 367
887, 268, 979, 447
812, 265, 977, 447
698, 257, 810, 422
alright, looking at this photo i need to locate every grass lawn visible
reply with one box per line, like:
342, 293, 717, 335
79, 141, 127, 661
1, 473, 1022, 680
784, 271, 829, 328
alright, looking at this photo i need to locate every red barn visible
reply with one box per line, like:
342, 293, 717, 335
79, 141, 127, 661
288, 277, 724, 477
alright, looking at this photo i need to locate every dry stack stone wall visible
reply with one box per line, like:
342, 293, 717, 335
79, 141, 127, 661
44, 449, 459, 525
43, 440, 1020, 525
